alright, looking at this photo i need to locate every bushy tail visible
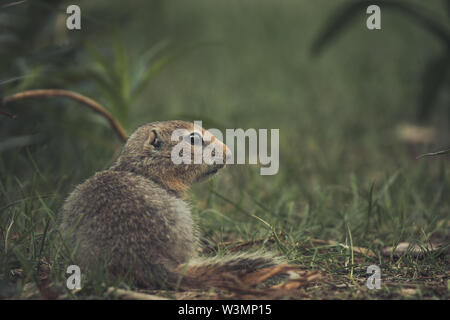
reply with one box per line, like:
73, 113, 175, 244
173, 252, 293, 292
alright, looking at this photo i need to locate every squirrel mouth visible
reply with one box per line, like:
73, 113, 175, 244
207, 168, 219, 175
200, 167, 220, 180
199, 163, 225, 181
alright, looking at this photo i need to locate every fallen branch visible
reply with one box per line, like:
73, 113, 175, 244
416, 148, 450, 159
106, 287, 169, 300
2, 89, 128, 142
307, 238, 377, 258
0, 109, 16, 119
1, 0, 28, 9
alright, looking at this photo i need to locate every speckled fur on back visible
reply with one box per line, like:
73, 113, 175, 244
60, 120, 281, 289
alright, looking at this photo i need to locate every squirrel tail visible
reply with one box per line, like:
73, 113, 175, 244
173, 252, 289, 291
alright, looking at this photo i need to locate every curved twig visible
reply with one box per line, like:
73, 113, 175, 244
1, 89, 128, 142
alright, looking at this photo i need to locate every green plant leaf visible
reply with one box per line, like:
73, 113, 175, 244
311, 0, 450, 56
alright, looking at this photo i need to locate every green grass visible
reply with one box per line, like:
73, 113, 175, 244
0, 142, 448, 299
0, 0, 449, 299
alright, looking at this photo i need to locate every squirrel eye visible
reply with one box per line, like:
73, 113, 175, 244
189, 132, 203, 146
150, 130, 161, 149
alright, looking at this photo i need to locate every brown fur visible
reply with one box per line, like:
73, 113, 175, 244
60, 120, 280, 289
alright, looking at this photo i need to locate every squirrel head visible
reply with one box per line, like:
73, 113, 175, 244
110, 120, 232, 195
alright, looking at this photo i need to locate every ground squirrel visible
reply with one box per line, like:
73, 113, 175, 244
60, 120, 280, 289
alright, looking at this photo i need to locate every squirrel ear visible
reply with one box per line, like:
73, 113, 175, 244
148, 129, 161, 149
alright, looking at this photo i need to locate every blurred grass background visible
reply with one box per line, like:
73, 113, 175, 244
0, 0, 449, 299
